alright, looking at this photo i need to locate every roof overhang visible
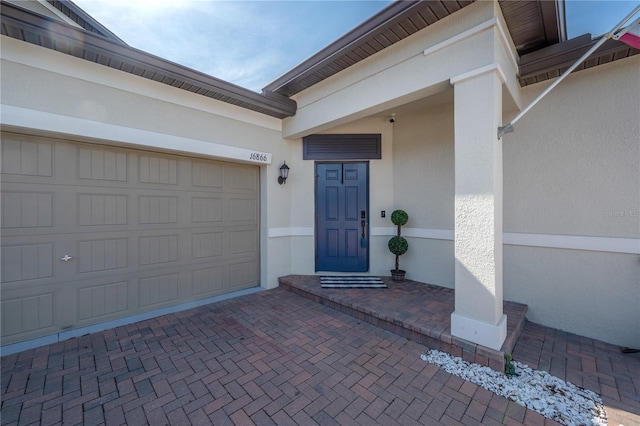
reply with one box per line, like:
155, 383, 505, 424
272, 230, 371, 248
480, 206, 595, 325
263, 0, 638, 97
263, 0, 475, 97
2, 0, 637, 119
0, 1, 296, 119
519, 33, 639, 85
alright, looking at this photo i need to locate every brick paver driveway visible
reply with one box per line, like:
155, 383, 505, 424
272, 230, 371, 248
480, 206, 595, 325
3, 288, 555, 425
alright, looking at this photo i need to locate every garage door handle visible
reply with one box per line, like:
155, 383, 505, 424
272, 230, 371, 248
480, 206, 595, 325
60, 255, 73, 262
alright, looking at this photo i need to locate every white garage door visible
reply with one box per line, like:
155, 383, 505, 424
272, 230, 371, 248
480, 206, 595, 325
1, 133, 260, 346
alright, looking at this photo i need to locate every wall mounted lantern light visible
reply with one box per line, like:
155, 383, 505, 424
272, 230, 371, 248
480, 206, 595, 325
278, 161, 290, 185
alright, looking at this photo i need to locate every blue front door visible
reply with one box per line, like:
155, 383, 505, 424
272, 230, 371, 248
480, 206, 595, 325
316, 162, 369, 272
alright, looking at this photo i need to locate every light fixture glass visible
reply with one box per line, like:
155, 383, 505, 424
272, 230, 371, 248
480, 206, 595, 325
278, 161, 289, 185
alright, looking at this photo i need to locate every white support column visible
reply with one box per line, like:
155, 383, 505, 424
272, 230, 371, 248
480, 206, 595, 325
450, 67, 506, 351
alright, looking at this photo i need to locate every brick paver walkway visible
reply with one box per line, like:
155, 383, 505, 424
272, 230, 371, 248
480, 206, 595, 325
512, 321, 640, 426
279, 275, 528, 371
3, 288, 558, 425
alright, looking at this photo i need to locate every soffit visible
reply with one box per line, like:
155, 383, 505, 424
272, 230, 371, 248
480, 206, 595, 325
519, 34, 639, 86
498, 0, 562, 54
2, 0, 637, 118
264, 0, 638, 95
0, 1, 296, 119
263, 0, 475, 98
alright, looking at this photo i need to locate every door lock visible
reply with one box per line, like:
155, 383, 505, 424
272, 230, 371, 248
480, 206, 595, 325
60, 254, 73, 262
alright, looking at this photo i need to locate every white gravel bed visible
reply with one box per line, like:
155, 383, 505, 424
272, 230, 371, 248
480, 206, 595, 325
421, 350, 607, 426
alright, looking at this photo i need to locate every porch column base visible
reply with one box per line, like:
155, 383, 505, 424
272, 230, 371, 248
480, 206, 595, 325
451, 311, 507, 351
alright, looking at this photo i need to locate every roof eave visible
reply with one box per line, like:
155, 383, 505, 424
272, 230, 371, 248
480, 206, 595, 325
519, 33, 640, 86
1, 1, 296, 119
262, 1, 428, 95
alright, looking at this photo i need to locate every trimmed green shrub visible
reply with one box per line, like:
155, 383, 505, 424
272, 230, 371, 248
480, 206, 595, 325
388, 210, 409, 272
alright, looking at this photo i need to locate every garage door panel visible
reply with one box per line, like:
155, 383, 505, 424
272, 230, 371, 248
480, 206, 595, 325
1, 133, 260, 346
226, 164, 258, 191
1, 191, 54, 228
138, 154, 178, 185
78, 237, 128, 273
192, 267, 224, 296
71, 275, 135, 327
192, 232, 223, 259
77, 193, 128, 226
226, 261, 259, 291
138, 234, 179, 266
78, 146, 128, 182
1, 242, 54, 283
0, 279, 65, 340
229, 197, 258, 223
228, 229, 258, 255
1, 293, 54, 337
138, 195, 178, 224
77, 281, 129, 321
192, 197, 224, 223
1, 135, 53, 178
138, 273, 179, 308
192, 162, 224, 189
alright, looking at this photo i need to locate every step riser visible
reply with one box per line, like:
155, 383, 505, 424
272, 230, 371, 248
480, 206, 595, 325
279, 276, 528, 373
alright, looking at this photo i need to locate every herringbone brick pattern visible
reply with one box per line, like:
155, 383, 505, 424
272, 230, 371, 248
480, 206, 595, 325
512, 321, 640, 426
279, 275, 528, 371
2, 289, 556, 425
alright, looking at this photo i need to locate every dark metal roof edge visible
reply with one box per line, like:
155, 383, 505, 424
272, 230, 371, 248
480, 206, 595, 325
556, 0, 568, 42
46, 0, 127, 45
1, 1, 296, 118
539, 0, 561, 45
519, 33, 639, 80
262, 0, 429, 94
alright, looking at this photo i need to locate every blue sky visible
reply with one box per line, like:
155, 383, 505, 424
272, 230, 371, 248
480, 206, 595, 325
73, 0, 639, 93
566, 0, 639, 38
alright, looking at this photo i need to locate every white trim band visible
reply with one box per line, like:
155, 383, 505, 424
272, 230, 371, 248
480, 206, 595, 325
371, 227, 455, 241
370, 227, 638, 254
422, 17, 518, 74
504, 232, 640, 255
268, 227, 314, 238
1, 105, 272, 165
423, 18, 495, 57
450, 64, 507, 85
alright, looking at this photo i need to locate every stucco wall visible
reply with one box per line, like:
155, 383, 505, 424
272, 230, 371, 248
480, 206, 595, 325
281, 24, 638, 347
391, 100, 455, 288
316, 55, 639, 347
2, 2, 637, 350
503, 59, 639, 238
502, 56, 640, 348
284, 118, 395, 276
388, 57, 639, 347
504, 247, 638, 346
282, 1, 515, 139
1, 36, 292, 290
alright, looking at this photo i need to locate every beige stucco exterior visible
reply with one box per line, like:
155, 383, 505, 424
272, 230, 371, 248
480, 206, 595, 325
1, 0, 638, 352
502, 57, 640, 346
1, 35, 294, 298
274, 1, 638, 348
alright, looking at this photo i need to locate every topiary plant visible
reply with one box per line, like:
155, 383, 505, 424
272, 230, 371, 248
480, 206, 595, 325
388, 209, 409, 281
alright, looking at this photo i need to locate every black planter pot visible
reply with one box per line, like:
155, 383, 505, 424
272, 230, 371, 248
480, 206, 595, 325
390, 269, 406, 283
